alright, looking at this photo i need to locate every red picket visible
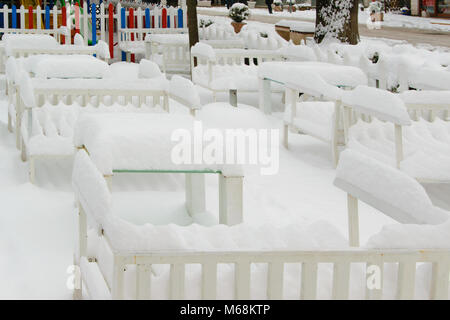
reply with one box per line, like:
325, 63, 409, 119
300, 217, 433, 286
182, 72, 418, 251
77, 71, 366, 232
162, 8, 167, 28
61, 6, 66, 44
28, 6, 33, 29
108, 3, 114, 58
129, 7, 135, 63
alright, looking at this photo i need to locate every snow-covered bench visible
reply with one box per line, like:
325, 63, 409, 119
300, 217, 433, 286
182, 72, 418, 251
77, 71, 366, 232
144, 33, 190, 75
283, 71, 345, 166
72, 151, 449, 300
335, 150, 449, 247
191, 43, 284, 101
5, 55, 111, 148
1, 34, 110, 66
399, 90, 450, 122
258, 61, 368, 114
341, 86, 450, 183
168, 75, 202, 116
119, 27, 188, 59
17, 64, 169, 182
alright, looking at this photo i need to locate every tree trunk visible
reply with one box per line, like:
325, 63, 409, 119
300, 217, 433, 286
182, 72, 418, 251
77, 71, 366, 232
315, 0, 359, 45
187, 0, 199, 49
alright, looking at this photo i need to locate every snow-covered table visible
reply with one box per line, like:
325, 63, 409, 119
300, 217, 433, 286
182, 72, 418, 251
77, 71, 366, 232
75, 113, 244, 226
258, 61, 368, 113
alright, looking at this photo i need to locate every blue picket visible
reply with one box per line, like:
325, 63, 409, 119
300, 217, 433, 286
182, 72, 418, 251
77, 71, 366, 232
11, 5, 16, 29
145, 8, 150, 28
87, 0, 91, 13
178, 8, 183, 28
91, 3, 96, 45
45, 6, 50, 29
167, 14, 170, 28
121, 7, 126, 61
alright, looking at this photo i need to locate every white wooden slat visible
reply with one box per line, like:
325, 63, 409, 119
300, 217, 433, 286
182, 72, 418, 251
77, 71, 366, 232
365, 261, 383, 300
235, 261, 251, 299
300, 262, 318, 299
347, 194, 359, 247
170, 263, 185, 299
201, 262, 217, 299
136, 264, 151, 300
396, 261, 416, 300
112, 258, 125, 300
430, 261, 449, 300
100, 3, 105, 41
332, 262, 351, 300
267, 262, 283, 300
83, 2, 88, 45
36, 6, 41, 30
20, 6, 25, 30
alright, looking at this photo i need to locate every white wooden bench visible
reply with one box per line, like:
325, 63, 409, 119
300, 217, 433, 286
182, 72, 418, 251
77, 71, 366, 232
191, 43, 284, 101
119, 27, 188, 61
283, 71, 344, 167
258, 61, 368, 114
17, 72, 169, 183
341, 86, 450, 183
334, 150, 449, 247
73, 150, 450, 300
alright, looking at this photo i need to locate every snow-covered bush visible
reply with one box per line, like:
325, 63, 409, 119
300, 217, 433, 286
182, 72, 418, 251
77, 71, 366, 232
273, 0, 283, 6
199, 18, 214, 28
228, 3, 250, 23
369, 0, 383, 13
286, 0, 296, 4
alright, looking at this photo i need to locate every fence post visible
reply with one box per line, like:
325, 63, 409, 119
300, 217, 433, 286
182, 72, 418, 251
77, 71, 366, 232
120, 6, 125, 61
129, 7, 134, 62
91, 3, 96, 45
20, 5, 25, 30
75, 2, 80, 34
45, 5, 50, 30
27, 5, 32, 29
83, 1, 88, 45
108, 3, 114, 58
177, 8, 183, 28
161, 7, 166, 28
12, 5, 16, 29
100, 2, 105, 41
3, 5, 8, 31
61, 6, 66, 44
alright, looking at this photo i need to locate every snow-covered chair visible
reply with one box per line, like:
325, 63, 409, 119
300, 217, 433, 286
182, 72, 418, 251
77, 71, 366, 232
341, 86, 450, 182
191, 43, 284, 101
334, 150, 449, 247
144, 34, 190, 76
73, 150, 450, 300
282, 71, 345, 166
17, 61, 169, 182
258, 61, 368, 114
168, 75, 202, 116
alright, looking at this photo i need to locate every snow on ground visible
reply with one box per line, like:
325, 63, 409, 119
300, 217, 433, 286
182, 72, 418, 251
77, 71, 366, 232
199, 7, 450, 32
0, 80, 400, 299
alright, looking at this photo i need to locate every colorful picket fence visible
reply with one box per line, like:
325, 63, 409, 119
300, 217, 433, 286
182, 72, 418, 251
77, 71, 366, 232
0, 2, 187, 59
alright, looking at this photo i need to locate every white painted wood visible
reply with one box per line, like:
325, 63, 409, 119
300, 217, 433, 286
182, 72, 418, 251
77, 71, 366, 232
112, 257, 125, 300
347, 194, 360, 247
365, 261, 383, 300
235, 261, 251, 300
430, 261, 449, 300
394, 124, 403, 169
300, 262, 318, 299
332, 262, 350, 299
219, 174, 243, 226
396, 261, 416, 300
202, 262, 217, 299
185, 173, 206, 216
170, 263, 185, 299
267, 262, 283, 299
136, 264, 151, 300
